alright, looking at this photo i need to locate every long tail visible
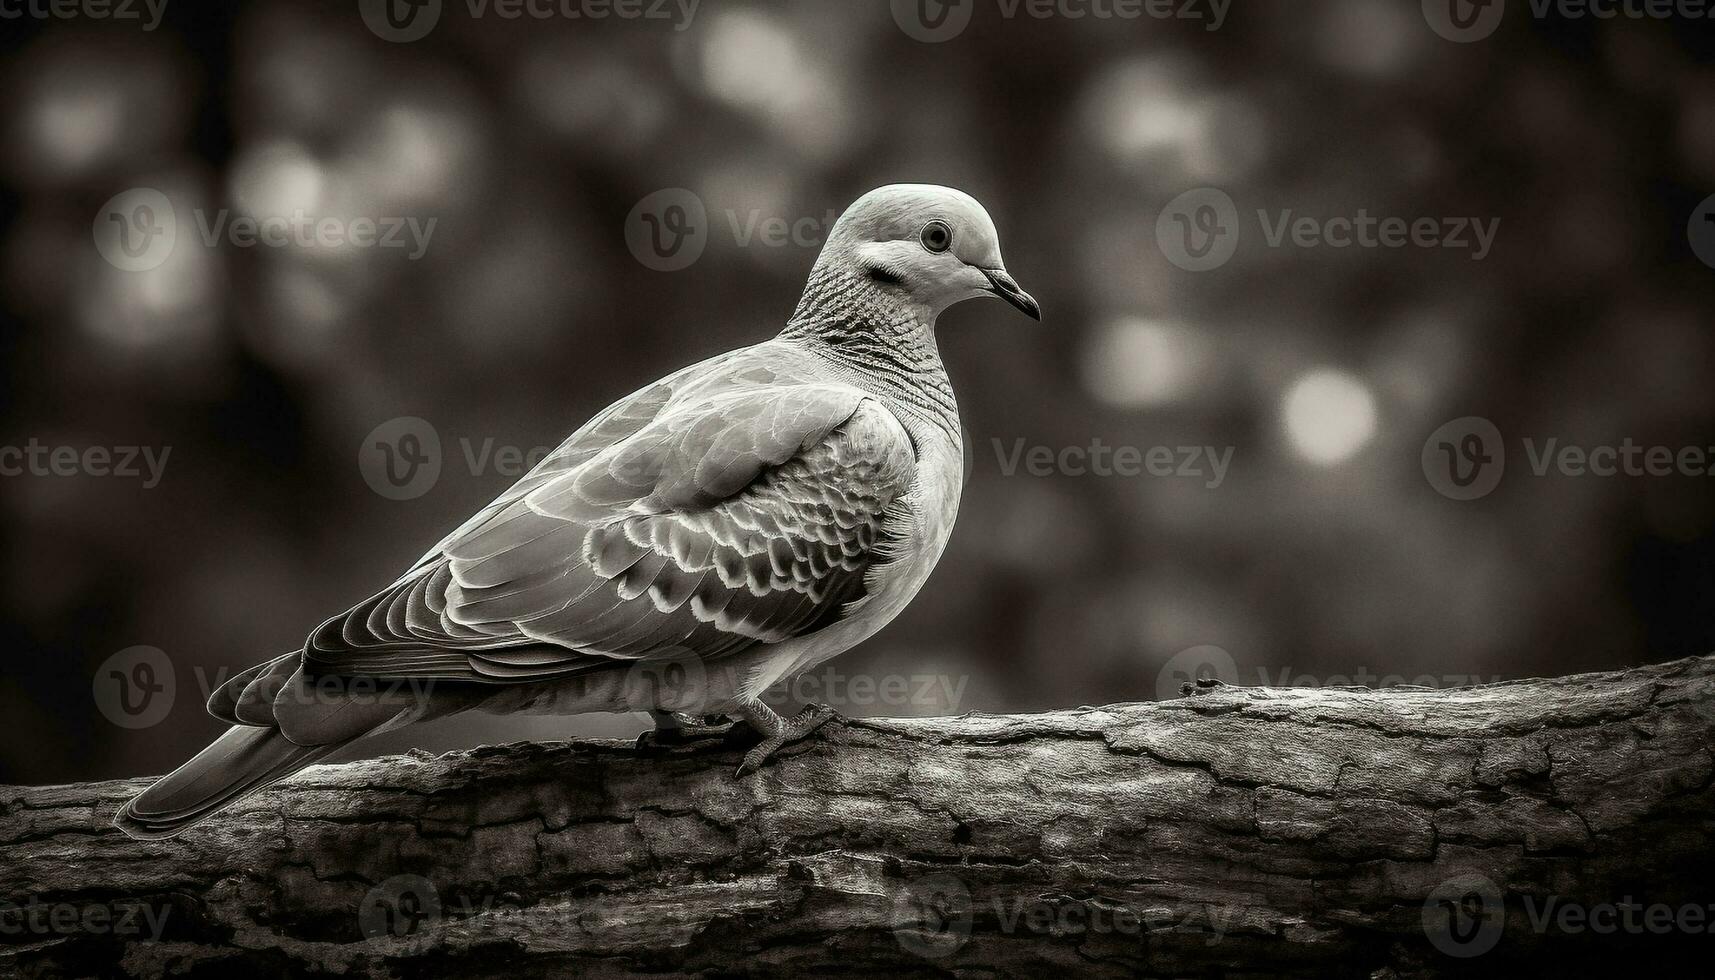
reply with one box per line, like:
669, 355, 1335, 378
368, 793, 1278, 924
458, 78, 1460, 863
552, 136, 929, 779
114, 725, 342, 840
114, 653, 425, 840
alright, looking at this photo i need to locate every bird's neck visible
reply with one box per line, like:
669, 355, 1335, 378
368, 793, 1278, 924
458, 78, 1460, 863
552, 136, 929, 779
780, 262, 959, 443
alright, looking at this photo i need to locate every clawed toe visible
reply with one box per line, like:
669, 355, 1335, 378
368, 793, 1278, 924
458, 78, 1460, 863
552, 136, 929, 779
637, 712, 737, 751
734, 703, 838, 777
635, 729, 680, 750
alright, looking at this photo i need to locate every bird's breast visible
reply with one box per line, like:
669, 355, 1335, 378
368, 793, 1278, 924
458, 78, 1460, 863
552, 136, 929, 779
756, 419, 962, 689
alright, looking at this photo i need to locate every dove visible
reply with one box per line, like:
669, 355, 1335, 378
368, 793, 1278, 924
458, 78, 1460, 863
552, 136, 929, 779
115, 184, 1039, 840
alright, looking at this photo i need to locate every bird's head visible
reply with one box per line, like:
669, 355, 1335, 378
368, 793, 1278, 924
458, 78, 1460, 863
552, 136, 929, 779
816, 184, 1040, 323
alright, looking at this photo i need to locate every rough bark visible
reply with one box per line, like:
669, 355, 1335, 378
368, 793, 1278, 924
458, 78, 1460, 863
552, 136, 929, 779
4, 655, 1715, 978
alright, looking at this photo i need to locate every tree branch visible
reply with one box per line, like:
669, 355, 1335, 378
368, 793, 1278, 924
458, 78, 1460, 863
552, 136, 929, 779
5, 656, 1715, 977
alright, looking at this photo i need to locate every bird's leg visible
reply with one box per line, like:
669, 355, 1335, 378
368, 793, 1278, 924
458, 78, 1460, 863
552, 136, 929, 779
635, 709, 737, 750
729, 697, 839, 777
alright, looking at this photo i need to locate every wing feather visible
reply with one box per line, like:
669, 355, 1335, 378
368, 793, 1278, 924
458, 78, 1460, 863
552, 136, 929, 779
302, 342, 916, 683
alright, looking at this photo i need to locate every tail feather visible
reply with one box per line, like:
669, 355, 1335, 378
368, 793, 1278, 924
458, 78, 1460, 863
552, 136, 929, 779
232, 654, 302, 726
206, 652, 297, 726
117, 662, 441, 840
115, 725, 340, 840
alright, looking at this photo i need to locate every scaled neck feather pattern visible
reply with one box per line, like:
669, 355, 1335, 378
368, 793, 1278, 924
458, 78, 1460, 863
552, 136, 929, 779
779, 262, 960, 447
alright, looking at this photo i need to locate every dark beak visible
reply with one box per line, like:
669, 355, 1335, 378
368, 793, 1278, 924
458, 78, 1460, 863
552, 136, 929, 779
981, 268, 1041, 321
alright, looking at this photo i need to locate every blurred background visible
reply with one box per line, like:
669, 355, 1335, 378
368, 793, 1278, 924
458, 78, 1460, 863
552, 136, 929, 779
3, 0, 1713, 785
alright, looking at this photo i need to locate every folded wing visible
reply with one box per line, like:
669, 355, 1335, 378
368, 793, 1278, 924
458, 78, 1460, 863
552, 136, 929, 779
302, 349, 917, 684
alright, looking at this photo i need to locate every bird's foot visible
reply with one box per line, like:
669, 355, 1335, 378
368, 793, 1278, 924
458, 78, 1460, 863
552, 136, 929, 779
734, 702, 838, 777
635, 711, 737, 750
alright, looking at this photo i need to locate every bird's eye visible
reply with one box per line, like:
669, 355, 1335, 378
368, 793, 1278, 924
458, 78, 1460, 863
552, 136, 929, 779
920, 219, 952, 254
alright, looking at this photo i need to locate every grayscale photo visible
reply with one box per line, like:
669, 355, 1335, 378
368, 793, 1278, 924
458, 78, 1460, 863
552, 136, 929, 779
3, 0, 1714, 976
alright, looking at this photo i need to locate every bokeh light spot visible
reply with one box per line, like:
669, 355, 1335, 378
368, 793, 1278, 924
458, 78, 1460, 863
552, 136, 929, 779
702, 10, 802, 109
230, 140, 326, 220
1282, 369, 1378, 465
30, 87, 123, 173
1081, 318, 1210, 409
